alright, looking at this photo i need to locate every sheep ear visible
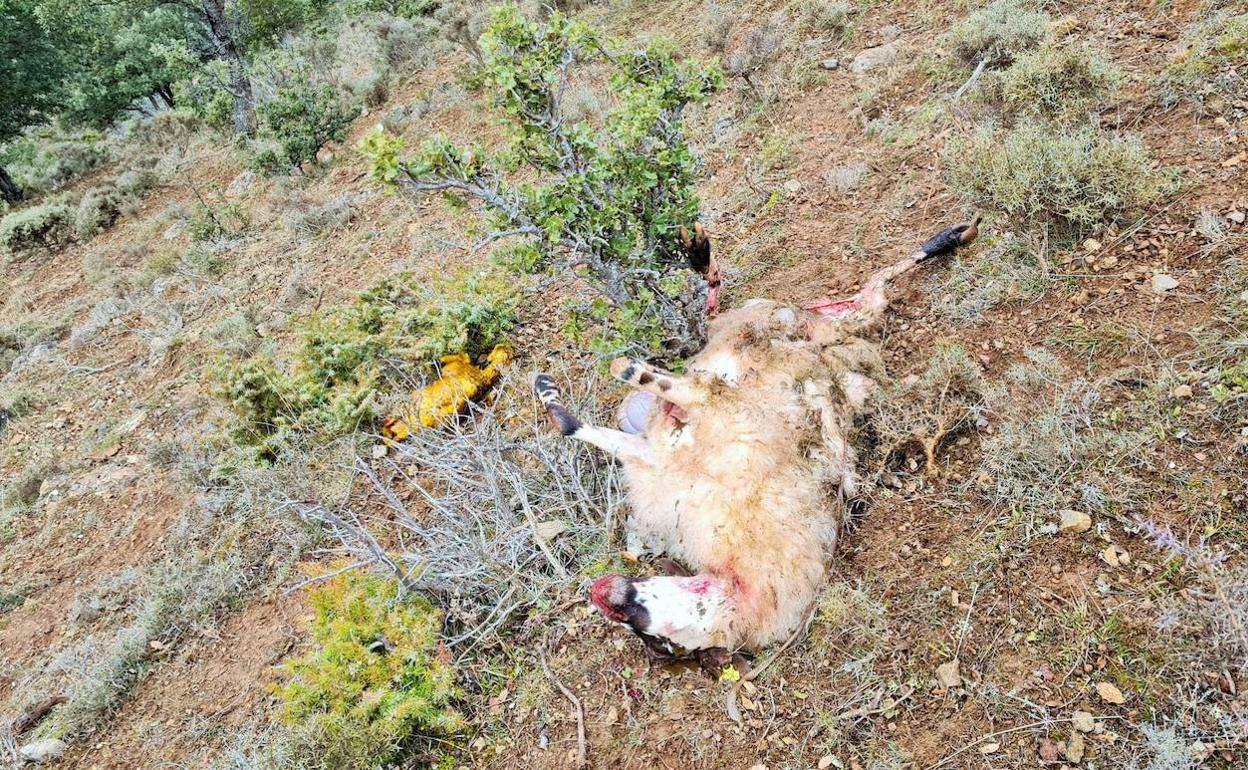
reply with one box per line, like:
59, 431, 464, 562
681, 224, 712, 274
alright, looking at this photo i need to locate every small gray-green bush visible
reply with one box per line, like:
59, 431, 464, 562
5, 136, 110, 195
977, 348, 1149, 522
1159, 11, 1247, 113
994, 44, 1123, 122
74, 186, 132, 240
933, 235, 1056, 320
791, 0, 850, 35
941, 0, 1049, 68
948, 123, 1168, 234
0, 200, 75, 253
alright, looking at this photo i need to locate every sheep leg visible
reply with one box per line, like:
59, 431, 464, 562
533, 374, 652, 462
609, 358, 706, 406
805, 218, 980, 327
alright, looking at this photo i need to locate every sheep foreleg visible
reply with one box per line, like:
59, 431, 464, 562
609, 357, 707, 407
534, 374, 653, 463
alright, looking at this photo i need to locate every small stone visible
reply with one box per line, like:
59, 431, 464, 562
225, 170, 256, 198
978, 742, 1000, 754
1066, 731, 1086, 762
879, 24, 902, 41
19, 739, 67, 763
1173, 384, 1193, 399
534, 520, 569, 541
1101, 545, 1129, 567
1059, 509, 1092, 533
783, 179, 803, 194
849, 41, 902, 74
1151, 274, 1180, 293
819, 58, 840, 70
371, 444, 388, 459
1096, 681, 1126, 704
818, 756, 836, 769
1072, 710, 1095, 732
1083, 238, 1102, 253
1038, 737, 1060, 762
1098, 254, 1119, 269
1228, 210, 1246, 224
936, 659, 962, 688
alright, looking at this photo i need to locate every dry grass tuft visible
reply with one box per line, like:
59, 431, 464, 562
976, 348, 1150, 525
869, 344, 985, 477
300, 368, 622, 648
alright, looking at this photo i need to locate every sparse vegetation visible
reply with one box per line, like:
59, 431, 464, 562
870, 344, 984, 476
933, 234, 1057, 320
1160, 10, 1248, 113
976, 348, 1150, 522
948, 123, 1168, 236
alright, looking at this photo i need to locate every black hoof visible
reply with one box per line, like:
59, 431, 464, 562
533, 373, 581, 436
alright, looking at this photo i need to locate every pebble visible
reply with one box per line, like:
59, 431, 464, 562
1072, 710, 1096, 732
19, 739, 67, 763
936, 659, 962, 688
849, 41, 902, 74
1173, 384, 1193, 399
1096, 681, 1126, 704
783, 179, 803, 194
1066, 732, 1086, 762
1151, 274, 1180, 293
1228, 210, 1246, 224
820, 58, 841, 70
1059, 509, 1092, 533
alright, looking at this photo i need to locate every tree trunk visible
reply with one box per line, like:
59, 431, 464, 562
0, 166, 22, 204
228, 54, 254, 135
202, 0, 254, 136
156, 83, 175, 109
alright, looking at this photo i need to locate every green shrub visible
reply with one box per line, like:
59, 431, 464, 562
74, 186, 131, 240
270, 572, 461, 770
948, 122, 1168, 235
363, 4, 723, 359
1160, 11, 1248, 113
791, 0, 850, 35
251, 73, 360, 174
188, 200, 249, 241
175, 61, 236, 132
941, 0, 1049, 68
218, 270, 517, 459
2, 135, 110, 195
994, 44, 1123, 122
0, 200, 75, 253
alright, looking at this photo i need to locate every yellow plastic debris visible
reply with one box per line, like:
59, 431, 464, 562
381, 345, 513, 439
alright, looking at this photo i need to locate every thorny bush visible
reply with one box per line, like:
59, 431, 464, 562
362, 4, 724, 360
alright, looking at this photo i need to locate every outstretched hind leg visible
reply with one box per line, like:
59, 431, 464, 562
804, 218, 980, 330
534, 374, 653, 463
